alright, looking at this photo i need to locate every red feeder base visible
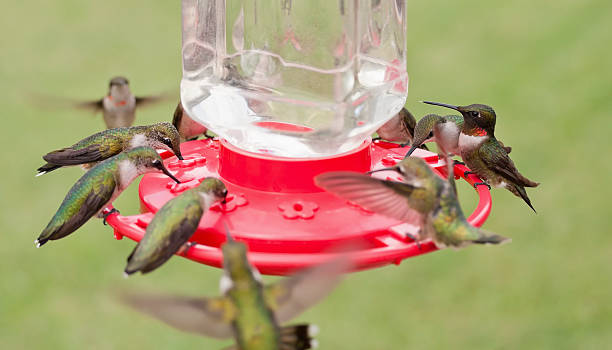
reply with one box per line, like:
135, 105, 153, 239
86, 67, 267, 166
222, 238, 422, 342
106, 138, 492, 275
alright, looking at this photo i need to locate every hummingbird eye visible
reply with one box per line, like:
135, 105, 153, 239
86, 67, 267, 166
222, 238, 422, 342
151, 159, 161, 167
470, 111, 479, 118
162, 137, 172, 146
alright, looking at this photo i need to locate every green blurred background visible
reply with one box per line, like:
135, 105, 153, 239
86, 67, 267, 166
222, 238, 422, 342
1, 1, 611, 349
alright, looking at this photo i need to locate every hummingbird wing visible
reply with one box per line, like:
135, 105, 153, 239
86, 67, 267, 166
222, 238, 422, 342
479, 139, 538, 187
36, 168, 117, 246
135, 94, 170, 108
315, 171, 424, 223
125, 195, 203, 275
42, 136, 124, 166
74, 98, 104, 113
121, 293, 234, 338
264, 253, 351, 324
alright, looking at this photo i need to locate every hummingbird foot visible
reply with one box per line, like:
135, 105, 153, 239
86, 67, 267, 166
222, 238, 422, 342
371, 136, 382, 141
177, 241, 197, 255
473, 182, 491, 190
102, 208, 120, 225
464, 171, 475, 177
399, 142, 410, 148
453, 160, 466, 166
203, 131, 216, 139
405, 233, 422, 251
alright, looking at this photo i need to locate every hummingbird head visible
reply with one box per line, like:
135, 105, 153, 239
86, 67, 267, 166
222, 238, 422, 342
221, 229, 258, 286
196, 178, 228, 205
396, 157, 436, 185
405, 114, 443, 157
145, 122, 184, 160
125, 147, 180, 183
108, 76, 131, 98
423, 101, 497, 135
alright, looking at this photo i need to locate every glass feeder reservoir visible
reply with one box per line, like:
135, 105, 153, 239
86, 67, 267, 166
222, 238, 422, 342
180, 0, 408, 157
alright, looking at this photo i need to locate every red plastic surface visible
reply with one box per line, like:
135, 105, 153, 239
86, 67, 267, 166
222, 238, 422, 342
106, 138, 492, 275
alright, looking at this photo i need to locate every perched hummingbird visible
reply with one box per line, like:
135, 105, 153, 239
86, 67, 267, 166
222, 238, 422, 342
375, 108, 427, 150
404, 113, 512, 158
36, 122, 183, 176
122, 227, 349, 350
76, 76, 166, 129
35, 147, 181, 248
315, 157, 510, 248
124, 177, 228, 276
422, 101, 539, 212
171, 100, 212, 142
404, 114, 463, 158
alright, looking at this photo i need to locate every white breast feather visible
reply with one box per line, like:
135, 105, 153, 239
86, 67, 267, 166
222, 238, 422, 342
117, 159, 139, 189
130, 133, 147, 148
459, 133, 487, 151
219, 273, 234, 294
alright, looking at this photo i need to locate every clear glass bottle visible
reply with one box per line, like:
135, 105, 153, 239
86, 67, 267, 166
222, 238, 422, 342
181, 0, 408, 157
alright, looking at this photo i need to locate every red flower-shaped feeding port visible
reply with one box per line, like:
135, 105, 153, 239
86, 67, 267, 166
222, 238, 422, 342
278, 201, 319, 220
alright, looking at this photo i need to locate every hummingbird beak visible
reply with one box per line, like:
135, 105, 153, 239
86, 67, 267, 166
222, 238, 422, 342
223, 222, 234, 242
175, 152, 184, 161
367, 167, 400, 175
161, 166, 181, 183
221, 190, 228, 204
422, 101, 460, 111
404, 145, 418, 158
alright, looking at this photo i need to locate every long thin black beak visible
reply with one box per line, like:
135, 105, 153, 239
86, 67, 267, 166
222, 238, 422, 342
403, 145, 418, 159
221, 190, 228, 204
223, 222, 234, 242
175, 151, 184, 161
161, 166, 181, 183
367, 167, 399, 175
422, 101, 460, 111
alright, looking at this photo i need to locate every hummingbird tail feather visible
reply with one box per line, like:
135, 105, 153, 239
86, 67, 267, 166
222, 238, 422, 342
473, 229, 511, 245
36, 163, 62, 175
513, 184, 537, 213
280, 324, 319, 350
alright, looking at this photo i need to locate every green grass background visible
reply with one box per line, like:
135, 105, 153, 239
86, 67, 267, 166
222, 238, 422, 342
1, 1, 611, 349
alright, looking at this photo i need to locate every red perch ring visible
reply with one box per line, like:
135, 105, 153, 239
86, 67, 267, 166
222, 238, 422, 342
105, 138, 492, 275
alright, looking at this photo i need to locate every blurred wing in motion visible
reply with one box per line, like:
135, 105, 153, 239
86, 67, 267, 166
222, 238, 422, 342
264, 253, 352, 324
74, 99, 104, 113
121, 293, 234, 339
135, 93, 172, 108
315, 171, 424, 223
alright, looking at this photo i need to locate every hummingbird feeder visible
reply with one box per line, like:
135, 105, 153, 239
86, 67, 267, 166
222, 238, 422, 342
106, 0, 492, 275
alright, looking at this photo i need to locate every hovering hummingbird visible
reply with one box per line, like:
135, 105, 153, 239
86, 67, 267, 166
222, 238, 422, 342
35, 147, 181, 248
315, 157, 510, 248
422, 101, 539, 212
172, 100, 213, 142
404, 113, 512, 158
76, 76, 167, 129
36, 122, 183, 176
124, 177, 228, 276
122, 226, 350, 350
375, 108, 427, 150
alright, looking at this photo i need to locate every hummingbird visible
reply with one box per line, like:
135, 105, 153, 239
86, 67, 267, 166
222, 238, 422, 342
124, 177, 228, 276
375, 108, 428, 150
315, 157, 510, 248
422, 101, 539, 212
404, 113, 512, 158
122, 226, 350, 350
76, 76, 166, 129
36, 122, 183, 176
172, 100, 213, 142
35, 147, 181, 248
